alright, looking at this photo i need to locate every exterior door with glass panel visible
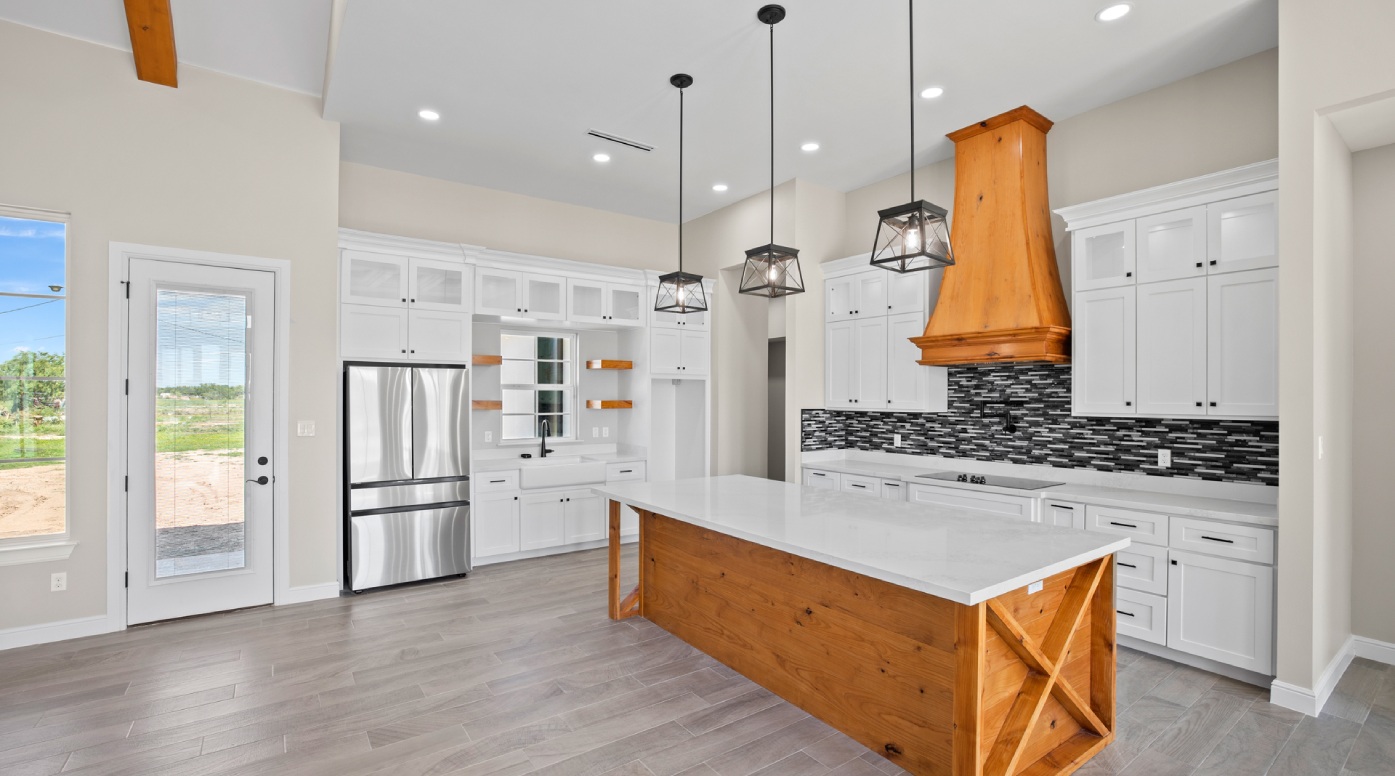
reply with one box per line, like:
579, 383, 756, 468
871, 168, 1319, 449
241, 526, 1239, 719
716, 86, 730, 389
126, 259, 275, 624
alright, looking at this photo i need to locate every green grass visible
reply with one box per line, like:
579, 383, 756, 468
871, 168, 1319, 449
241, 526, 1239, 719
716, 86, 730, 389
1, 398, 246, 468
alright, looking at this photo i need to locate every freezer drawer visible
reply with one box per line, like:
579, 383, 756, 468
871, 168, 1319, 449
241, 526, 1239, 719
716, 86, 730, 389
349, 505, 470, 591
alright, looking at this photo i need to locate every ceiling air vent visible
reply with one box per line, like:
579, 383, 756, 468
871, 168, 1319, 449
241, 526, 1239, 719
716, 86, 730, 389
587, 129, 653, 152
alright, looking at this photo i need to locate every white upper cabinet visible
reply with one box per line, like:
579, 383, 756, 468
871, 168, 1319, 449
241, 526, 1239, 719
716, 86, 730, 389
522, 275, 566, 320
1136, 207, 1207, 284
825, 320, 856, 409
852, 318, 887, 410
1208, 268, 1278, 417
568, 279, 645, 327
886, 270, 929, 316
408, 258, 471, 312
886, 312, 943, 411
825, 275, 856, 322
1073, 286, 1136, 415
475, 268, 523, 316
826, 270, 890, 321
343, 250, 410, 307
406, 310, 471, 362
342, 304, 409, 360
651, 328, 709, 377
679, 330, 711, 376
1208, 191, 1278, 274
1072, 221, 1136, 291
1136, 277, 1207, 416
650, 285, 710, 330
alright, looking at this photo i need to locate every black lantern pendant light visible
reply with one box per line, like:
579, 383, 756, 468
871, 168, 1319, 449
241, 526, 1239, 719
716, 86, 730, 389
655, 73, 709, 314
739, 5, 805, 298
870, 0, 954, 273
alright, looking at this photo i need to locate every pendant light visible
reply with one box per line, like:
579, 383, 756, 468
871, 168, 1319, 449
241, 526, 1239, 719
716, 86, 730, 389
739, 5, 805, 298
655, 73, 709, 314
870, 0, 954, 273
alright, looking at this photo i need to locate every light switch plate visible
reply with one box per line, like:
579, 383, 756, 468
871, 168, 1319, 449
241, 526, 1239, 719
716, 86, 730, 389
484, 431, 493, 443
296, 421, 316, 437
1157, 449, 1171, 468
603, 427, 610, 438
893, 433, 902, 447
592, 427, 599, 438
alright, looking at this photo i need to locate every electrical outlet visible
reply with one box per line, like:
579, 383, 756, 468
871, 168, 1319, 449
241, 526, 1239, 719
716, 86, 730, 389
296, 421, 315, 437
592, 427, 599, 438
893, 433, 903, 448
1157, 449, 1171, 468
1027, 580, 1043, 595
50, 572, 66, 592
603, 427, 610, 438
484, 431, 493, 443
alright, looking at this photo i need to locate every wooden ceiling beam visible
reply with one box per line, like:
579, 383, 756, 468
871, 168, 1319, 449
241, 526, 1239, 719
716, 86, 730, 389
122, 0, 178, 87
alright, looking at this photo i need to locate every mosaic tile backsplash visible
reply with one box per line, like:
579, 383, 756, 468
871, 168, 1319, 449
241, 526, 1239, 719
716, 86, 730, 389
802, 364, 1278, 485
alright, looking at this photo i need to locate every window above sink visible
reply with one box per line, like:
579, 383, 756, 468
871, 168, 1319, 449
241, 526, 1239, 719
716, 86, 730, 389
500, 331, 576, 441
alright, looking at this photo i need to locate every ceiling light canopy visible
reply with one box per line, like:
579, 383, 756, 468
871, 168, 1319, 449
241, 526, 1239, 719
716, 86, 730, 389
655, 73, 708, 315
920, 86, 944, 99
593, 153, 611, 163
740, 4, 806, 300
1096, 3, 1131, 22
417, 108, 440, 121
870, 0, 955, 274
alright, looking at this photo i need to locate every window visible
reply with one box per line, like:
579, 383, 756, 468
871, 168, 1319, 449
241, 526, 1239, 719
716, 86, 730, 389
500, 332, 574, 440
0, 209, 68, 543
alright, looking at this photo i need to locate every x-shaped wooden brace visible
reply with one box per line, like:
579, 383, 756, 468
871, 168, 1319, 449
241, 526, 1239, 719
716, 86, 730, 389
982, 558, 1109, 776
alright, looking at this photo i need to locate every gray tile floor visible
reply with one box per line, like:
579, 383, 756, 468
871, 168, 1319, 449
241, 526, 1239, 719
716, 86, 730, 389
0, 546, 1390, 776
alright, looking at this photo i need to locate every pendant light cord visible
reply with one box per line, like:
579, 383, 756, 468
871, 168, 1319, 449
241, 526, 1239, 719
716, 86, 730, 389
770, 19, 775, 249
908, 0, 915, 202
679, 85, 684, 273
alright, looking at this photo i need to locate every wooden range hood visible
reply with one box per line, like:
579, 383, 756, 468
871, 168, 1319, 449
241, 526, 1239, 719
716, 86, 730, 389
912, 106, 1071, 365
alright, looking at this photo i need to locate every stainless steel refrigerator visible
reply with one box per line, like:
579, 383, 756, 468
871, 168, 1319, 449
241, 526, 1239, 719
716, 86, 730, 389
343, 362, 470, 592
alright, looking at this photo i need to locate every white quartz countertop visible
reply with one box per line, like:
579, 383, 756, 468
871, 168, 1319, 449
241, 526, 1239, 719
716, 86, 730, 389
594, 475, 1129, 606
803, 456, 1277, 528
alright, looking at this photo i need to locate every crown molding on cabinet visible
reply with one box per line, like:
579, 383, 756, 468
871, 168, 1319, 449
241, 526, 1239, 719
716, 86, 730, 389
337, 228, 482, 263
1055, 159, 1278, 232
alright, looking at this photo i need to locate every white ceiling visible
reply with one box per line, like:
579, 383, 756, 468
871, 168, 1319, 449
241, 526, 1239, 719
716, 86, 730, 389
0, 1, 1277, 223
0, 0, 331, 96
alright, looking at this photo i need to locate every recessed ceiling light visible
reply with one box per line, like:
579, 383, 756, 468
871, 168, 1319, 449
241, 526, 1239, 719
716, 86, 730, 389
712, 183, 729, 192
417, 109, 440, 121
1095, 3, 1131, 22
920, 86, 944, 99
801, 142, 820, 152
593, 153, 611, 163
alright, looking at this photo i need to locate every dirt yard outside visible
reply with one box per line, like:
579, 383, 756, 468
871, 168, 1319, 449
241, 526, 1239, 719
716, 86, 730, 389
0, 451, 245, 540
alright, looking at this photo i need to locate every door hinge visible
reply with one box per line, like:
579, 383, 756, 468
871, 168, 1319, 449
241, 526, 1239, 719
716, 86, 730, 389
125, 379, 129, 395
124, 571, 128, 588
124, 475, 128, 492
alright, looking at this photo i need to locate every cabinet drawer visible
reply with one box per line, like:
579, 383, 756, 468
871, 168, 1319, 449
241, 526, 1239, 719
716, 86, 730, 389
1169, 517, 1274, 565
880, 479, 907, 501
1086, 505, 1168, 546
1115, 588, 1167, 645
841, 474, 881, 497
1115, 543, 1168, 596
475, 470, 519, 493
908, 484, 1036, 521
605, 462, 646, 482
803, 469, 841, 491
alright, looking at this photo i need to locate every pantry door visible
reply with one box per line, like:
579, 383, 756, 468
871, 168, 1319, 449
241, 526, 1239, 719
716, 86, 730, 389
125, 258, 276, 624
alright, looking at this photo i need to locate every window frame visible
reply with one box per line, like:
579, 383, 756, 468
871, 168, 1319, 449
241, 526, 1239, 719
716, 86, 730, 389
498, 329, 578, 444
0, 203, 74, 557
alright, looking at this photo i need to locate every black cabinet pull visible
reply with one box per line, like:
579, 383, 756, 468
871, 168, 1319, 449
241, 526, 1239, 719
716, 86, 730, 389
1117, 610, 1135, 617
1054, 504, 1074, 510
619, 469, 633, 474
410, 298, 415, 303
1117, 562, 1138, 569
1196, 401, 1203, 407
811, 472, 826, 477
1171, 559, 1178, 565
1125, 271, 1133, 277
1125, 401, 1132, 406
489, 479, 505, 483
1109, 521, 1138, 529
1209, 260, 1218, 265
1195, 262, 1203, 268
850, 484, 867, 489
1200, 535, 1235, 544
1210, 401, 1218, 407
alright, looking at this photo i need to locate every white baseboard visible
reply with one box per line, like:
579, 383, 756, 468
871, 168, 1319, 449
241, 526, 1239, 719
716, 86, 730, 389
1270, 634, 1356, 717
0, 613, 120, 651
1353, 635, 1395, 666
276, 582, 342, 606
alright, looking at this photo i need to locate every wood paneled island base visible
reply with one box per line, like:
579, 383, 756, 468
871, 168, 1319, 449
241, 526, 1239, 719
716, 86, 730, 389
607, 503, 1117, 776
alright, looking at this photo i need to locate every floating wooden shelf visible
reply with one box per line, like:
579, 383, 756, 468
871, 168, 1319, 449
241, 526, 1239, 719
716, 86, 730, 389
471, 400, 503, 410
586, 360, 633, 370
585, 400, 633, 410
472, 355, 503, 366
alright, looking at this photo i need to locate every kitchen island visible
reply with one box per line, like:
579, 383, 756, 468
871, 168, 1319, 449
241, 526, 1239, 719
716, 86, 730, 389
596, 475, 1130, 776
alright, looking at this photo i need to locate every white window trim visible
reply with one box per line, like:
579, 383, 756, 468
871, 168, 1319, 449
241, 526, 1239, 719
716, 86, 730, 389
0, 204, 72, 560
500, 329, 578, 443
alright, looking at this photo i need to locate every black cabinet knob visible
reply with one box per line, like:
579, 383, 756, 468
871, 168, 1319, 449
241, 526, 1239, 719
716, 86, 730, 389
1125, 271, 1133, 277
1209, 260, 1218, 266
1125, 401, 1132, 406
1195, 402, 1202, 407
1195, 262, 1203, 268
1210, 401, 1218, 407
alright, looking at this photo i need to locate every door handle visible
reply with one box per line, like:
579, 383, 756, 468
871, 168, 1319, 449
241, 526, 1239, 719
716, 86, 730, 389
246, 476, 269, 485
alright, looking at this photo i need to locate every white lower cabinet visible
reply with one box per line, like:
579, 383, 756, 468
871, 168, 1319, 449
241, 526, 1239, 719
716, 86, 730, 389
880, 480, 907, 501
1166, 549, 1274, 674
1043, 500, 1085, 529
519, 492, 566, 551
563, 489, 605, 544
803, 468, 841, 490
840, 474, 881, 497
1116, 588, 1168, 646
1114, 543, 1168, 596
472, 491, 520, 559
908, 484, 1036, 521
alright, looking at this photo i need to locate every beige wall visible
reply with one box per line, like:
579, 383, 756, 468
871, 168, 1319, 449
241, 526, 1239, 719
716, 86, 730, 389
839, 49, 1280, 292
0, 21, 342, 631
1276, 0, 1395, 692
339, 162, 674, 271
1352, 141, 1395, 645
